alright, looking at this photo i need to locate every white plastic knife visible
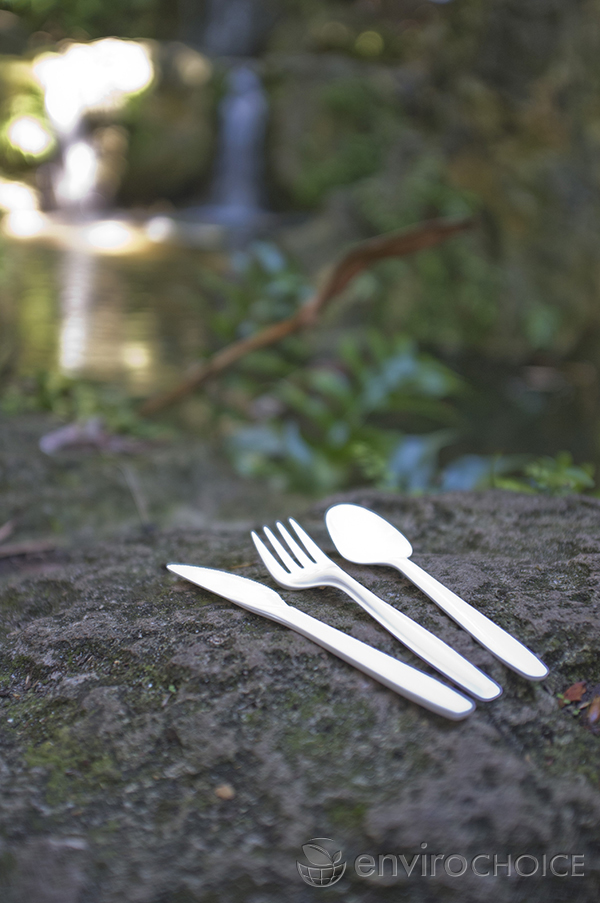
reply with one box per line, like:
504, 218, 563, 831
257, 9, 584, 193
167, 564, 475, 721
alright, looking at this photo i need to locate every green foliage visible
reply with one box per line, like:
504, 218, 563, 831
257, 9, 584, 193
0, 369, 167, 438
357, 151, 478, 233
228, 329, 465, 493
2, 0, 161, 40
0, 59, 52, 173
289, 76, 397, 207
211, 241, 311, 343
355, 151, 500, 351
493, 452, 595, 496
198, 243, 597, 498
177, 241, 467, 493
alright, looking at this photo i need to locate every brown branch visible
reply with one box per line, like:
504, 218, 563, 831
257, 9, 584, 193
0, 519, 15, 545
140, 216, 474, 416
0, 539, 58, 559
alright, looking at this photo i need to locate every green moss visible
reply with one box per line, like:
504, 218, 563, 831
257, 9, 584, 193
528, 720, 600, 788
278, 688, 376, 760
0, 580, 75, 616
0, 848, 17, 886
272, 74, 399, 208
1, 689, 119, 808
26, 727, 121, 806
325, 799, 367, 831
120, 67, 219, 205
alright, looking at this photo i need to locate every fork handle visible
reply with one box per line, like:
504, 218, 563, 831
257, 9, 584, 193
329, 573, 502, 701
272, 606, 474, 720
395, 558, 548, 680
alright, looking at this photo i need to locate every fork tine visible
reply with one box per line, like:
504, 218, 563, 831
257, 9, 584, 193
263, 526, 298, 572
288, 519, 329, 563
276, 521, 314, 566
251, 531, 292, 581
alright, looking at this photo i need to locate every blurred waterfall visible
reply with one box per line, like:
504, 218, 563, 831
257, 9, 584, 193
200, 65, 268, 227
180, 0, 276, 57
175, 0, 273, 243
52, 138, 100, 214
203, 0, 265, 56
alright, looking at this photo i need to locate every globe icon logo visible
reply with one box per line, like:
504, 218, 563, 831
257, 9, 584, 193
297, 838, 346, 887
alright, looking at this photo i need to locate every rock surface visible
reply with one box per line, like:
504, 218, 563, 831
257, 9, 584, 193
0, 417, 599, 902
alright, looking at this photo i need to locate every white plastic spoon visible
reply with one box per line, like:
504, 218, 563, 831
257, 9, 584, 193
325, 504, 548, 681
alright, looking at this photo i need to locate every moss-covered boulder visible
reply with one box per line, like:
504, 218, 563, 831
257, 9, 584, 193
117, 42, 219, 206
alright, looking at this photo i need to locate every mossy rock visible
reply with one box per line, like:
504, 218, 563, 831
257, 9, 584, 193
0, 415, 599, 901
118, 43, 220, 206
265, 54, 403, 209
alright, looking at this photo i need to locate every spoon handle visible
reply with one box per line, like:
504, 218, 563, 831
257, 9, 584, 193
328, 572, 502, 701
396, 559, 548, 680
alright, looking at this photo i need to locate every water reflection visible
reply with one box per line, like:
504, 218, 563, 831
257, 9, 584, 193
0, 178, 46, 238
4, 240, 217, 394
7, 115, 53, 156
58, 248, 94, 373
0, 32, 271, 392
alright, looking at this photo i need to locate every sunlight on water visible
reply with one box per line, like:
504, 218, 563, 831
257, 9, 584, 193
59, 249, 94, 373
33, 38, 154, 213
0, 37, 255, 395
4, 209, 46, 238
1, 208, 153, 255
0, 179, 46, 236
0, 179, 39, 212
146, 216, 176, 243
7, 116, 54, 156
122, 343, 151, 370
84, 221, 140, 253
33, 39, 154, 135
55, 141, 99, 206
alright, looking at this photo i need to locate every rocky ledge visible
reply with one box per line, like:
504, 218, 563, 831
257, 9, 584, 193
0, 420, 599, 902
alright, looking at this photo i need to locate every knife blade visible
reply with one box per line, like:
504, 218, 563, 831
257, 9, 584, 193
167, 563, 475, 721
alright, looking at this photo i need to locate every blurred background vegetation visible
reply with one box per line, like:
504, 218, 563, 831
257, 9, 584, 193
0, 0, 599, 496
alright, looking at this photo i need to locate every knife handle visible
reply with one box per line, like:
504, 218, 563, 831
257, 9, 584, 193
396, 558, 548, 681
270, 606, 475, 721
326, 572, 501, 701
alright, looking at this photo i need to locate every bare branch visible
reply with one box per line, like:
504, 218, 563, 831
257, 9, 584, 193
0, 539, 58, 559
140, 216, 474, 416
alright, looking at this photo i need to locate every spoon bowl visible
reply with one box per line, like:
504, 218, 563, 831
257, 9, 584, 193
325, 504, 412, 563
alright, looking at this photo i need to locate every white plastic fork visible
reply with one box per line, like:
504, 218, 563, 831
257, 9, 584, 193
251, 519, 502, 702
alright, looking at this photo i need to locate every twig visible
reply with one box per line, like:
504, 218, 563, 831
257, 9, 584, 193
0, 520, 15, 546
0, 539, 58, 559
140, 216, 475, 416
120, 464, 151, 528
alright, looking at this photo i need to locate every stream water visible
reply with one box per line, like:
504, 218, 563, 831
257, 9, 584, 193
0, 1, 275, 392
0, 240, 219, 395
